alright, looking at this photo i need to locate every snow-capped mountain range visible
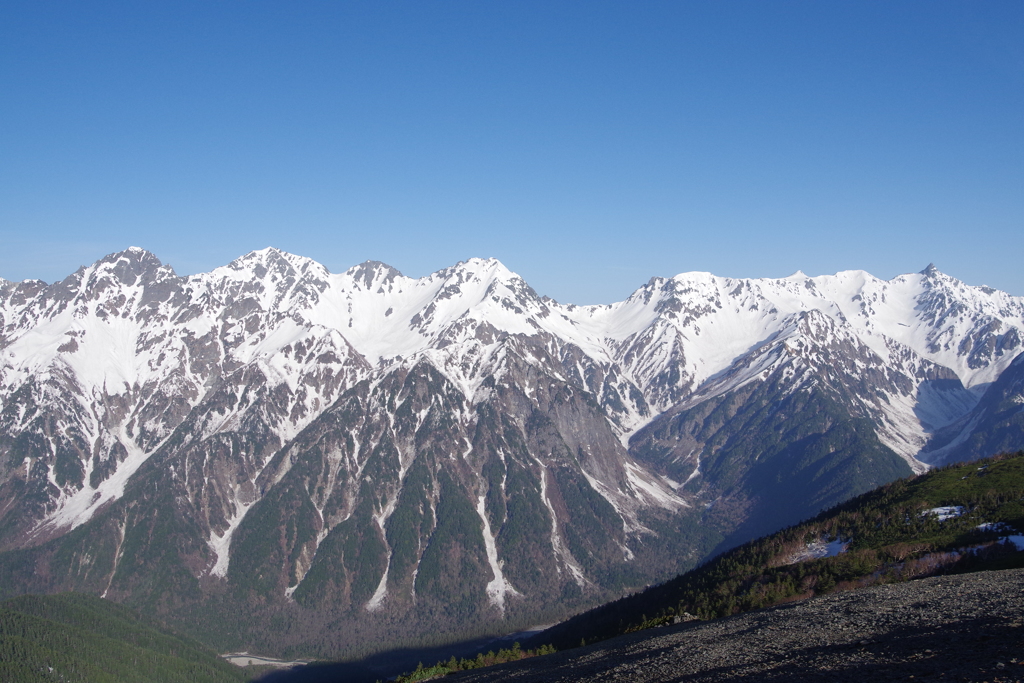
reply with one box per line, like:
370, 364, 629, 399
1, 247, 1022, 656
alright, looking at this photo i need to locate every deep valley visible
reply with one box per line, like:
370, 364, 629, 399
1, 248, 1022, 660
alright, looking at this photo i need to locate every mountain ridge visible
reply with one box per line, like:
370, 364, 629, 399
1, 247, 1022, 657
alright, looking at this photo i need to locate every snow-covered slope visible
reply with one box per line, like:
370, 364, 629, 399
0, 247, 1021, 655
2, 249, 1021, 534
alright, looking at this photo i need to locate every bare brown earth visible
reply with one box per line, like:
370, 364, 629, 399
447, 568, 1024, 683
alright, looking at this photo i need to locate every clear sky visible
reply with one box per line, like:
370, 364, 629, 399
1, 1, 1022, 304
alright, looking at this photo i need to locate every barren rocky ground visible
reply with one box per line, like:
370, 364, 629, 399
448, 568, 1024, 683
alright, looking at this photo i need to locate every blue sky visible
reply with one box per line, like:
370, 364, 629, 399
1, 1, 1022, 304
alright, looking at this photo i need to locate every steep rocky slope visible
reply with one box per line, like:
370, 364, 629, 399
447, 568, 1024, 683
0, 248, 1021, 656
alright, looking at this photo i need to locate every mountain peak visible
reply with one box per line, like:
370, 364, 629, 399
92, 247, 169, 285
455, 257, 511, 276
2, 245, 1023, 663
100, 246, 161, 264
921, 263, 939, 277
230, 246, 286, 267
224, 247, 327, 280
463, 256, 502, 267
434, 257, 521, 289
345, 260, 404, 289
669, 271, 715, 283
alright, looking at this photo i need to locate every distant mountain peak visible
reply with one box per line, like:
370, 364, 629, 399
222, 247, 328, 282
89, 247, 170, 286
99, 246, 161, 264
345, 260, 404, 289
447, 256, 516, 281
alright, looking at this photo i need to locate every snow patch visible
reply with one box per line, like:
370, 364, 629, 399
783, 538, 849, 565
976, 522, 1024, 551
365, 482, 405, 611
476, 495, 520, 613
682, 450, 701, 485
365, 556, 391, 612
538, 467, 587, 587
101, 518, 127, 598
38, 426, 160, 534
922, 506, 965, 521
1004, 535, 1024, 551
624, 461, 688, 511
209, 500, 256, 578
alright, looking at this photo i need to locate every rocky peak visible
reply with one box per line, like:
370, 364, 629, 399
436, 257, 516, 288
91, 247, 172, 287
225, 247, 328, 282
209, 248, 330, 313
345, 260, 404, 291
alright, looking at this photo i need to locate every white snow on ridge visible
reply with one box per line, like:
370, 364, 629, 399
4, 249, 1024, 553
5, 252, 1022, 402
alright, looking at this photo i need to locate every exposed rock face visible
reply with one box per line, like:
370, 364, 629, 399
0, 249, 1021, 655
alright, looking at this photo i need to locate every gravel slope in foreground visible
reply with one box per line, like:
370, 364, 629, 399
449, 569, 1024, 683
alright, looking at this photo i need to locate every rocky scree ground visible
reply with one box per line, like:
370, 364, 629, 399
446, 568, 1024, 683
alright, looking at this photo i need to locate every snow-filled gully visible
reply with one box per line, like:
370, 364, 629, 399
476, 494, 520, 613
364, 456, 408, 611
209, 497, 256, 579
101, 517, 127, 598
537, 466, 588, 587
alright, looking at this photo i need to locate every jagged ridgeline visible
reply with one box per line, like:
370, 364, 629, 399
530, 452, 1024, 651
0, 592, 246, 683
0, 248, 1022, 657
